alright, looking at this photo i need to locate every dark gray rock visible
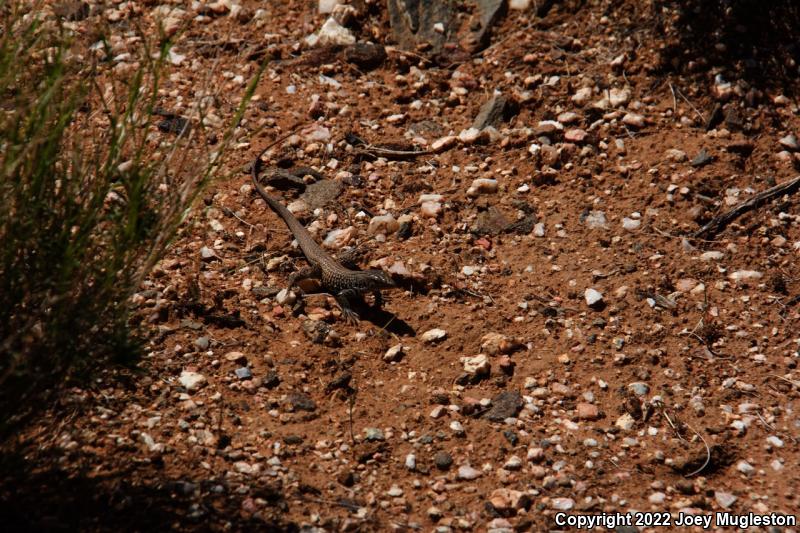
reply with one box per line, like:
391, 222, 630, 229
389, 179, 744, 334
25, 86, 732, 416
344, 43, 387, 70
464, 0, 507, 53
287, 392, 316, 412
691, 149, 713, 167
262, 370, 280, 389
433, 451, 453, 470
302, 319, 329, 344
472, 95, 519, 130
484, 391, 523, 421
194, 336, 210, 350
387, 0, 456, 55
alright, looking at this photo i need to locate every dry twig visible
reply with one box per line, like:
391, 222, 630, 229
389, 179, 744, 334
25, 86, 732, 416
693, 176, 800, 239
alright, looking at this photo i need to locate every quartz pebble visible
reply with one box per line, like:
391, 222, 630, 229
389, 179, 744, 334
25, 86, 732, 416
615, 413, 636, 431
715, 491, 737, 509
608, 88, 631, 107
420, 201, 442, 218
467, 178, 499, 196
322, 227, 355, 249
572, 87, 593, 106
551, 497, 575, 511
622, 217, 640, 230
779, 134, 799, 151
179, 370, 206, 392
368, 214, 399, 235
729, 270, 763, 282
310, 17, 355, 47
383, 344, 404, 362
462, 354, 490, 376
431, 135, 457, 152
584, 288, 603, 307
457, 465, 482, 480
700, 251, 724, 261
584, 210, 607, 229
622, 112, 645, 128
421, 328, 447, 343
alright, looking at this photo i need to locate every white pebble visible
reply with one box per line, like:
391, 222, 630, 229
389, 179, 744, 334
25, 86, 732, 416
421, 328, 447, 343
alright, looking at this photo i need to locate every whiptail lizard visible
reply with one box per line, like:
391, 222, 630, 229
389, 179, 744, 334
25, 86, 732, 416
251, 148, 397, 323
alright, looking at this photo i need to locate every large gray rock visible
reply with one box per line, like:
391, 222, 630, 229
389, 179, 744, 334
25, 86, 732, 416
387, 0, 456, 55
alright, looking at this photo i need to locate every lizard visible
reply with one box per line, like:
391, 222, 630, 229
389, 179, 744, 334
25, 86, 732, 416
251, 147, 397, 323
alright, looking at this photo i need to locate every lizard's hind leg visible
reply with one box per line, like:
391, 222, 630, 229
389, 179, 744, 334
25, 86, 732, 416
287, 264, 322, 289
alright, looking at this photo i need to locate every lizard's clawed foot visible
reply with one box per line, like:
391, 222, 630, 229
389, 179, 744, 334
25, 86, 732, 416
340, 307, 361, 325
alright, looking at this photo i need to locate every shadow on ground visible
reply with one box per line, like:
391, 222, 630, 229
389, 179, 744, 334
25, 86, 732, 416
0, 450, 296, 532
655, 0, 800, 93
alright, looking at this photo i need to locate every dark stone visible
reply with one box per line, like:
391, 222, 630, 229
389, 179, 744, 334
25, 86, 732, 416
158, 116, 190, 135
464, 0, 507, 53
454, 372, 472, 386
344, 43, 387, 70
675, 480, 696, 495
473, 206, 511, 235
387, 0, 456, 55
287, 392, 316, 412
430, 391, 450, 405
262, 370, 280, 389
355, 441, 387, 463
283, 435, 304, 445
502, 430, 518, 446
433, 451, 453, 470
726, 140, 755, 156
483, 391, 523, 422
301, 319, 329, 344
337, 469, 356, 487
705, 103, 724, 130
325, 372, 352, 393
724, 107, 743, 131
691, 149, 713, 167
472, 95, 520, 130
670, 444, 734, 476
397, 221, 413, 240
504, 214, 536, 235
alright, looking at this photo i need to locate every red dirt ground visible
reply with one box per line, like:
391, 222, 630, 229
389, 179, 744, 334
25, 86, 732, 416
3, 1, 800, 531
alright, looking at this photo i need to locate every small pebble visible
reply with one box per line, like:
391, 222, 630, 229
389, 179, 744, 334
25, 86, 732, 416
421, 328, 447, 343
467, 178, 499, 196
584, 288, 604, 307
457, 464, 482, 480
434, 451, 453, 470
715, 491, 737, 509
551, 497, 574, 511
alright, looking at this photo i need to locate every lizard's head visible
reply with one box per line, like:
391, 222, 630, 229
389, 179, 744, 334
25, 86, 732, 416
363, 269, 397, 290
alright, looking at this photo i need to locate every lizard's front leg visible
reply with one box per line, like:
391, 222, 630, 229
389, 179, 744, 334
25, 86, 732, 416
334, 288, 362, 324
372, 290, 384, 309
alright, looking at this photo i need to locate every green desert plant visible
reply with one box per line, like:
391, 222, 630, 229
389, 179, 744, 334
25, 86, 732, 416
0, 4, 260, 433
